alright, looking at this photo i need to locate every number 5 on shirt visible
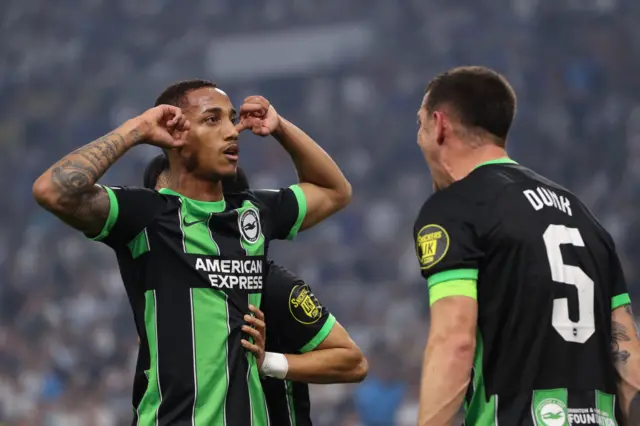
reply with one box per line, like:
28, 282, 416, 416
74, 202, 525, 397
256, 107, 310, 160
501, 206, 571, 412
543, 224, 595, 344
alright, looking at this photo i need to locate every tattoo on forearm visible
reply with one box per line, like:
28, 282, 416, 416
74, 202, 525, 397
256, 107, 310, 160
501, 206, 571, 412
612, 321, 632, 364
50, 133, 126, 207
41, 131, 140, 233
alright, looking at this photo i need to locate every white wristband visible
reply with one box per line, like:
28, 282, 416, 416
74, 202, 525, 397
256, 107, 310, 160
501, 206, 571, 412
260, 352, 289, 380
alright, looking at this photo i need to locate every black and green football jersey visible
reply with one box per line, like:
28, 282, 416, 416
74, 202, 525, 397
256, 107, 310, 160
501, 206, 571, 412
413, 158, 629, 426
261, 261, 336, 426
91, 184, 306, 426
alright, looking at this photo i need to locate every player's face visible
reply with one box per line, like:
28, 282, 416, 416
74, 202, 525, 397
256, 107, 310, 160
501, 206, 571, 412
417, 93, 448, 189
180, 87, 239, 179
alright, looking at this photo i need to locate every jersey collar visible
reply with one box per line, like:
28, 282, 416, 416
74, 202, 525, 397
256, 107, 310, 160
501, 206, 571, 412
158, 188, 226, 212
473, 157, 518, 170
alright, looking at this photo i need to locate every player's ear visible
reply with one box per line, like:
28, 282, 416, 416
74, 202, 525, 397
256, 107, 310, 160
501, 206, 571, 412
433, 111, 446, 145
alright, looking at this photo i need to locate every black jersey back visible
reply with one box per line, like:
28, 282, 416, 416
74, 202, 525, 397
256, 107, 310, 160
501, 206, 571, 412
413, 158, 629, 426
90, 184, 307, 426
260, 261, 336, 426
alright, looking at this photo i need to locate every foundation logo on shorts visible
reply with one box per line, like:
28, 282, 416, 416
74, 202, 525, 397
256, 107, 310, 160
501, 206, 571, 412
416, 224, 450, 269
289, 284, 322, 324
239, 208, 261, 244
535, 398, 567, 426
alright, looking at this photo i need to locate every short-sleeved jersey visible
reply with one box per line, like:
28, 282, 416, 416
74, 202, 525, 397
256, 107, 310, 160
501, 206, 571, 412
261, 262, 336, 426
413, 158, 629, 426
92, 185, 307, 426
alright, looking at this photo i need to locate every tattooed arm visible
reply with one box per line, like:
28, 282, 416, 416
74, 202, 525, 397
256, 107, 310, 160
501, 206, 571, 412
611, 304, 640, 424
33, 126, 141, 235
32, 105, 189, 235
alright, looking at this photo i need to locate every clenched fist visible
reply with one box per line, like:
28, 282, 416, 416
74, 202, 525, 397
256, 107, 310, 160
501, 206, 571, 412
236, 96, 280, 137
134, 104, 191, 148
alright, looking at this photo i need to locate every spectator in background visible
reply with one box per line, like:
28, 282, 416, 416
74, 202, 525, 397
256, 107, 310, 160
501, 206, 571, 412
354, 344, 407, 426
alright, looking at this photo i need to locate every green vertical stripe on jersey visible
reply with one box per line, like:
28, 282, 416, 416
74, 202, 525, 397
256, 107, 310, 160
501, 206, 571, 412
192, 289, 228, 426
532, 389, 569, 426
595, 390, 617, 425
246, 291, 268, 426
138, 291, 162, 426
179, 197, 224, 255
178, 195, 229, 425
235, 200, 269, 426
128, 229, 150, 259
464, 330, 497, 426
285, 380, 298, 426
247, 352, 269, 426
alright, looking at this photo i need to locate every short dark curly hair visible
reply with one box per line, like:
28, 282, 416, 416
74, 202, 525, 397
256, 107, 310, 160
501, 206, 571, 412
155, 79, 217, 108
424, 66, 516, 146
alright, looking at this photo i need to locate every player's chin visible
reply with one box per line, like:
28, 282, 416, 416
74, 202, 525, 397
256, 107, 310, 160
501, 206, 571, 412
215, 159, 238, 178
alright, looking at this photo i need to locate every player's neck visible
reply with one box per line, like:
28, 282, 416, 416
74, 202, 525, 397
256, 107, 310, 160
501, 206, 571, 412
447, 145, 509, 183
167, 173, 224, 202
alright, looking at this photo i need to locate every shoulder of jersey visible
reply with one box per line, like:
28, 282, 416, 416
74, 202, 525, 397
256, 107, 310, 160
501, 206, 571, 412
107, 185, 157, 194
225, 189, 259, 203
432, 163, 526, 206
267, 262, 301, 284
420, 185, 462, 210
224, 189, 253, 197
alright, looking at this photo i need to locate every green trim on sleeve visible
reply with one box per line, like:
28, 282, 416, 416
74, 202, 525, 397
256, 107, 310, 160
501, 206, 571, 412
427, 268, 479, 288
286, 184, 307, 240
429, 279, 477, 306
612, 293, 631, 310
90, 186, 119, 241
299, 314, 336, 353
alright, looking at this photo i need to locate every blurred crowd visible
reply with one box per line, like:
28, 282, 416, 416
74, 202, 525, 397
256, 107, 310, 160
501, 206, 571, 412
2, 0, 640, 425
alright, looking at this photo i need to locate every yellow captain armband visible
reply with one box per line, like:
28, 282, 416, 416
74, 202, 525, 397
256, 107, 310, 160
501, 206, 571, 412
428, 280, 477, 305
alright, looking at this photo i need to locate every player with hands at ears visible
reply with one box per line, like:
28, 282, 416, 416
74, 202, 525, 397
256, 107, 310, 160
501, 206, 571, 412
34, 80, 353, 426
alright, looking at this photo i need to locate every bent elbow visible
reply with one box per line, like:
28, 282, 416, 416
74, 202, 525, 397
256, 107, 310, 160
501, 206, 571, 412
343, 348, 368, 383
446, 334, 476, 365
333, 180, 352, 211
351, 354, 369, 382
432, 332, 476, 366
32, 176, 58, 210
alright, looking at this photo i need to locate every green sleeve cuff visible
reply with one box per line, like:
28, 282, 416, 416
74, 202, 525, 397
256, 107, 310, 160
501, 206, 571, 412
299, 314, 336, 353
427, 268, 478, 288
286, 184, 307, 240
90, 186, 119, 241
429, 279, 477, 306
612, 293, 631, 310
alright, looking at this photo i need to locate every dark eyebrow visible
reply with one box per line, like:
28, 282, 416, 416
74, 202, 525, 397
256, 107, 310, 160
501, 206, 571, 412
202, 107, 223, 116
201, 107, 236, 118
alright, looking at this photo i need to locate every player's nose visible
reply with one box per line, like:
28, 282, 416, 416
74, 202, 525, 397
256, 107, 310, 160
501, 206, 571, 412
224, 120, 239, 141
